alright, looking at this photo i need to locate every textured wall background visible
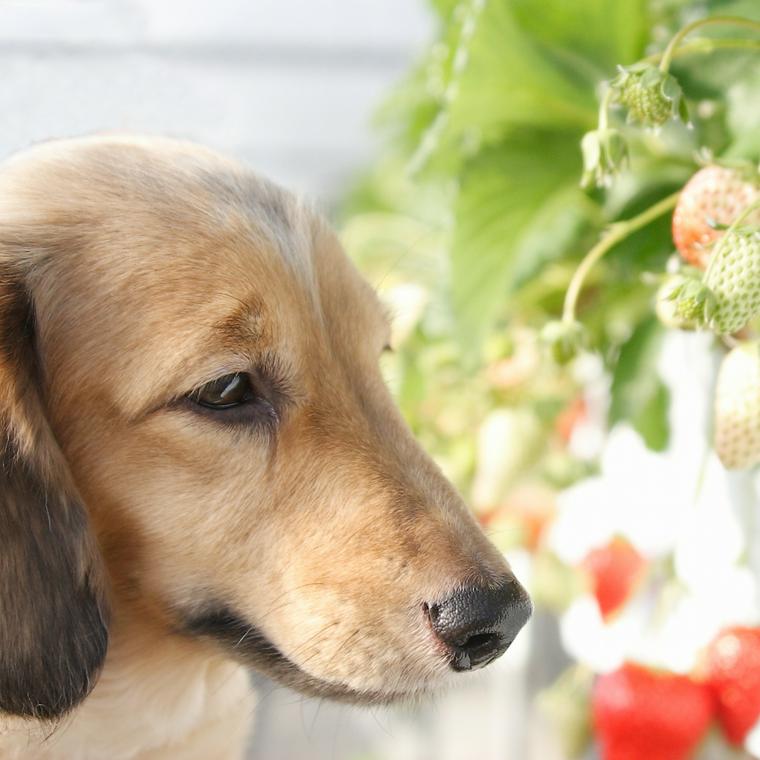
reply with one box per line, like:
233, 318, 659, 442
0, 0, 429, 207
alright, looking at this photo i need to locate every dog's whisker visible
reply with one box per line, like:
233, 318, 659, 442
308, 696, 326, 738
234, 626, 254, 648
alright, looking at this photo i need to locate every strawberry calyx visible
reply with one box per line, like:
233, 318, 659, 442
656, 274, 699, 330
667, 272, 715, 325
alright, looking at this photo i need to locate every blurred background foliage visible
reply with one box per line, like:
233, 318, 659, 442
340, 0, 760, 517
340, 2, 760, 754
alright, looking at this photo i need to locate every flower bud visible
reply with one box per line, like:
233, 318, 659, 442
541, 320, 586, 365
580, 128, 629, 189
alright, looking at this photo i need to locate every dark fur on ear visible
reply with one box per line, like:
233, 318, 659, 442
0, 267, 109, 720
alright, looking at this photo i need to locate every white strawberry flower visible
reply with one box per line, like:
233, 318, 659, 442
744, 717, 760, 757
548, 424, 695, 562
559, 592, 650, 674
553, 331, 759, 673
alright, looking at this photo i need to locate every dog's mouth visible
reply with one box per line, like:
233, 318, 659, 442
179, 605, 429, 705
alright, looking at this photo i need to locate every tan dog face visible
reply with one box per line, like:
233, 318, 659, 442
0, 135, 530, 717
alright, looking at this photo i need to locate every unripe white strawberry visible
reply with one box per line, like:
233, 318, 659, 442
704, 227, 760, 334
672, 165, 760, 269
714, 341, 760, 469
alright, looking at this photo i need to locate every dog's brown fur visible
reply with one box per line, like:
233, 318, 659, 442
0, 135, 530, 759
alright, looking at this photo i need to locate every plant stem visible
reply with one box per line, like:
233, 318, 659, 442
597, 86, 614, 131
659, 16, 760, 72
642, 37, 760, 65
562, 192, 681, 324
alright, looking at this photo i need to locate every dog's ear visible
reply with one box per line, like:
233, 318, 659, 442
0, 265, 109, 720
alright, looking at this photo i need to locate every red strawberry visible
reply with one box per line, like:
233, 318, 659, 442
580, 538, 646, 620
502, 484, 556, 552
478, 484, 556, 552
593, 663, 714, 760
555, 396, 588, 444
703, 626, 760, 745
672, 165, 760, 269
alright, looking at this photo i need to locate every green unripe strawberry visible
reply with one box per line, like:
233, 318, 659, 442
714, 342, 760, 470
611, 64, 688, 127
704, 227, 760, 334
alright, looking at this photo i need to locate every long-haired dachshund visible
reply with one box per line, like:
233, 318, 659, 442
0, 135, 531, 759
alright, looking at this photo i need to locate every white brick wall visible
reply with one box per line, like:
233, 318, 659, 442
0, 0, 433, 205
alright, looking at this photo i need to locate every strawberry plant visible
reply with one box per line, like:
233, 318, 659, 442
343, 0, 760, 757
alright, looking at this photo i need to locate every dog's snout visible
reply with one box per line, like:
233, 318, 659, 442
426, 578, 532, 671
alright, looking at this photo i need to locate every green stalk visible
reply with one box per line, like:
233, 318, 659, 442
562, 192, 681, 324
597, 86, 614, 131
642, 36, 760, 65
659, 15, 760, 72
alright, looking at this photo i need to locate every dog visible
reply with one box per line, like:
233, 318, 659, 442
0, 135, 532, 759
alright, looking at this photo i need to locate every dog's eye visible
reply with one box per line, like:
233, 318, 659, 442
181, 368, 283, 431
192, 373, 256, 409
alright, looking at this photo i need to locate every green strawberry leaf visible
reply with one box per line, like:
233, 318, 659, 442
508, 0, 651, 78
443, 0, 597, 138
450, 130, 589, 350
413, 0, 650, 173
724, 66, 760, 161
633, 379, 671, 452
610, 317, 670, 451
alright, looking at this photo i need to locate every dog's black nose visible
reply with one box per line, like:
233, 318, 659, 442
426, 578, 532, 671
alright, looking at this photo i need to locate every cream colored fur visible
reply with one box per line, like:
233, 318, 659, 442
0, 134, 526, 758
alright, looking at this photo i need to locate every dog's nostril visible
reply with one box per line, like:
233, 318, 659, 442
464, 632, 497, 650
426, 577, 532, 672
425, 601, 441, 625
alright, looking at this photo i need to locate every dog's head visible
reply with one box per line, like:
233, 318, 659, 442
0, 135, 531, 718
